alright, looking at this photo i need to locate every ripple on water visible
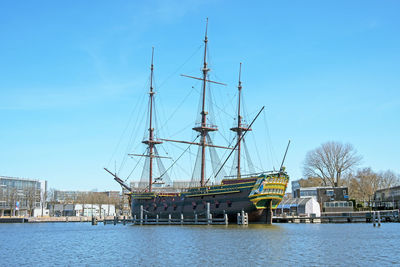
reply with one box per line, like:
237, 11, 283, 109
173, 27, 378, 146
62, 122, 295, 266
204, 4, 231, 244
0, 223, 399, 266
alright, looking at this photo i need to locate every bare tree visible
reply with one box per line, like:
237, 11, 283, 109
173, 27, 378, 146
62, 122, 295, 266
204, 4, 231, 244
6, 187, 18, 216
47, 188, 58, 216
41, 188, 47, 217
87, 192, 97, 217
303, 141, 362, 187
378, 170, 400, 189
0, 187, 4, 216
297, 177, 324, 187
76, 192, 88, 216
25, 186, 38, 217
346, 168, 400, 203
348, 168, 379, 202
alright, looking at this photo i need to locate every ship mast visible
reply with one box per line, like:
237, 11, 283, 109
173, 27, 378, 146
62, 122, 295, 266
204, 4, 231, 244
192, 18, 217, 186
161, 19, 228, 186
142, 47, 162, 192
230, 63, 251, 178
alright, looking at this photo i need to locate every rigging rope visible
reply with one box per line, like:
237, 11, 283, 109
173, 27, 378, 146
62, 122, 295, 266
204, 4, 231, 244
154, 147, 172, 186
158, 135, 200, 181
124, 148, 146, 182
206, 134, 227, 184
158, 45, 202, 89
158, 85, 196, 132
263, 108, 279, 170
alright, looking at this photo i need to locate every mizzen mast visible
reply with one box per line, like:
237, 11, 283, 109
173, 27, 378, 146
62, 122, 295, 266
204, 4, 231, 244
230, 63, 251, 178
142, 47, 162, 192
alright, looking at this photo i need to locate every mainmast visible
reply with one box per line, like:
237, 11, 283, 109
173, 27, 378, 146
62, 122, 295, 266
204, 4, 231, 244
163, 19, 227, 186
192, 18, 217, 186
142, 47, 162, 192
231, 63, 251, 178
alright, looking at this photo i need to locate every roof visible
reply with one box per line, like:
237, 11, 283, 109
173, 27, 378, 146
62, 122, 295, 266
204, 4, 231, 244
277, 197, 313, 209
375, 185, 400, 193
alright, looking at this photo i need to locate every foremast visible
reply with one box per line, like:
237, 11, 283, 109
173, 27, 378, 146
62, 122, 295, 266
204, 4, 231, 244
103, 48, 162, 193
142, 47, 162, 192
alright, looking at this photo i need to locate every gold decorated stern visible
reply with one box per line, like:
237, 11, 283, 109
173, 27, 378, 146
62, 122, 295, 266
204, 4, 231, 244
248, 173, 289, 209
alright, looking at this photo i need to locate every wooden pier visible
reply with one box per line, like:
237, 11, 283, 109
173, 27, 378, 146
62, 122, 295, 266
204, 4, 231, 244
0, 217, 28, 223
273, 210, 399, 224
93, 214, 229, 226
92, 204, 230, 226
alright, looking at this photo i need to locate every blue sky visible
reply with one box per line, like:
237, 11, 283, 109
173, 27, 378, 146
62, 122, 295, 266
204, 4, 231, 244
1, 1, 399, 191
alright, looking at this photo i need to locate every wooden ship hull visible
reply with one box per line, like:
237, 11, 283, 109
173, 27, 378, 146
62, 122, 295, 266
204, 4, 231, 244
130, 172, 289, 223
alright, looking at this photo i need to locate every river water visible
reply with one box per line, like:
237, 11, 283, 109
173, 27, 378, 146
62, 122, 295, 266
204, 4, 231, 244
0, 222, 398, 266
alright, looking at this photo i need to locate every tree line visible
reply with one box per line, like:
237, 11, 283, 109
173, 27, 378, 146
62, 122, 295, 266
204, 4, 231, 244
47, 190, 125, 217
302, 141, 400, 202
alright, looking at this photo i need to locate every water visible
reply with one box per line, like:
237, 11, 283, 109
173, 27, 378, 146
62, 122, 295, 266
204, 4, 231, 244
0, 223, 399, 266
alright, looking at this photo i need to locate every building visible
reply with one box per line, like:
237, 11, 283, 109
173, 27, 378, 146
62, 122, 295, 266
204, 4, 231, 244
53, 190, 121, 204
53, 190, 88, 203
0, 176, 47, 217
48, 203, 116, 217
49, 190, 123, 216
76, 204, 116, 217
275, 197, 321, 217
104, 191, 120, 199
291, 180, 352, 212
323, 201, 354, 212
373, 186, 400, 210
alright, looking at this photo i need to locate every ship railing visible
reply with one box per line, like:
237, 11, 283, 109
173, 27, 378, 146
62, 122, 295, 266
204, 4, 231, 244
192, 122, 218, 129
223, 170, 281, 179
131, 187, 191, 193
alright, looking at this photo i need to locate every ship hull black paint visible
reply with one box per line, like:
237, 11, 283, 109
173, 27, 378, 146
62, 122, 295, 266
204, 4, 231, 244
131, 187, 268, 223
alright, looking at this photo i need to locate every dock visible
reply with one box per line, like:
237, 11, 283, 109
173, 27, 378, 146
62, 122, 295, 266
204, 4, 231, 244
0, 217, 28, 223
94, 214, 229, 226
273, 210, 399, 223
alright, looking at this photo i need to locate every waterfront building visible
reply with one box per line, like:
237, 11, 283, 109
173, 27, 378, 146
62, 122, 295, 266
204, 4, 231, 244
323, 201, 353, 212
275, 197, 321, 217
373, 186, 400, 209
104, 191, 120, 199
48, 203, 116, 217
53, 190, 122, 204
53, 190, 89, 203
0, 176, 47, 217
49, 189, 121, 216
291, 180, 352, 211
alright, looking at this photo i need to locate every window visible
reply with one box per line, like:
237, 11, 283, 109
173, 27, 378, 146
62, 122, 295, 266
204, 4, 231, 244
326, 190, 334, 197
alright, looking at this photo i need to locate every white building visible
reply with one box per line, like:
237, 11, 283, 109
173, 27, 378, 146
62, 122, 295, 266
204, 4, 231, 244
75, 204, 116, 217
276, 197, 321, 217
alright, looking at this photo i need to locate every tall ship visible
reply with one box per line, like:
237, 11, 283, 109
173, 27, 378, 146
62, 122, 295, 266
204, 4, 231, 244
106, 20, 289, 224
